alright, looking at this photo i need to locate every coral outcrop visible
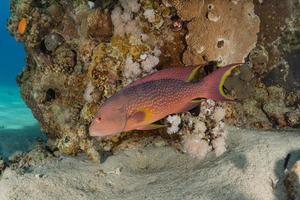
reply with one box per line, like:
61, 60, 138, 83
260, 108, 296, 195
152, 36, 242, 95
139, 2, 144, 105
0, 157, 6, 174
169, 0, 260, 65
8, 0, 186, 159
285, 160, 300, 200
7, 0, 300, 159
225, 0, 300, 129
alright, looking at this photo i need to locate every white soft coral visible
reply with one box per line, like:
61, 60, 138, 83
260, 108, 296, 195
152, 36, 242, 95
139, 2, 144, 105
143, 9, 156, 23
123, 55, 141, 83
166, 115, 181, 134
141, 55, 160, 73
120, 0, 141, 13
179, 100, 228, 160
111, 0, 141, 37
183, 135, 210, 160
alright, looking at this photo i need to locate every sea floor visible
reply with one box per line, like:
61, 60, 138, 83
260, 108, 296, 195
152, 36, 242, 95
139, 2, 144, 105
0, 85, 45, 158
0, 127, 299, 200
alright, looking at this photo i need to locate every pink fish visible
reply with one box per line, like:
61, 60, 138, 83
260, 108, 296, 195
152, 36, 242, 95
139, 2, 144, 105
126, 65, 200, 88
89, 64, 240, 137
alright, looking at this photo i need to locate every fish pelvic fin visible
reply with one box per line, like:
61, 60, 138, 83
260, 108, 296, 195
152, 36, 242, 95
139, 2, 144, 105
191, 98, 203, 103
136, 122, 168, 130
194, 63, 242, 101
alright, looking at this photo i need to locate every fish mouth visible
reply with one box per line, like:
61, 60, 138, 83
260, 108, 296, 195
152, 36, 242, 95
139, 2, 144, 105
89, 129, 98, 137
89, 125, 120, 137
89, 129, 108, 137
89, 123, 104, 136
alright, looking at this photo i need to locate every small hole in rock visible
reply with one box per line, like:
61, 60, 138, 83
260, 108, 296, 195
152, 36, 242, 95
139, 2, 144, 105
204, 61, 217, 74
205, 12, 209, 19
208, 4, 214, 10
217, 40, 224, 48
64, 136, 70, 143
202, 54, 208, 61
171, 15, 180, 21
40, 40, 50, 54
45, 88, 56, 102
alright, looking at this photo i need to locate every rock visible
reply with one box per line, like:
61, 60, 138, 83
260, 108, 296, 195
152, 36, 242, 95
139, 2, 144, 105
8, 151, 24, 163
0, 158, 6, 173
284, 160, 300, 200
43, 33, 64, 52
170, 0, 260, 65
86, 9, 113, 41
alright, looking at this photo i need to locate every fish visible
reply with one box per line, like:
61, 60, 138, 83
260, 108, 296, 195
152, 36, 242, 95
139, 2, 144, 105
89, 64, 240, 137
126, 65, 201, 88
17, 18, 27, 34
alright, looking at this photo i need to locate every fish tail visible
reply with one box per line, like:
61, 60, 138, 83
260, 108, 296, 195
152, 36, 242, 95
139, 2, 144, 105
194, 63, 242, 101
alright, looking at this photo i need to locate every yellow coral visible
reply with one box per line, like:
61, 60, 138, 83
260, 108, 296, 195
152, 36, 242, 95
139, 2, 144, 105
88, 43, 122, 97
111, 36, 148, 59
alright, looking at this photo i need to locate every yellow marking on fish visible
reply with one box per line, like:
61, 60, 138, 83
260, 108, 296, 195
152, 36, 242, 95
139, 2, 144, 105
186, 66, 201, 82
17, 18, 27, 34
219, 65, 239, 99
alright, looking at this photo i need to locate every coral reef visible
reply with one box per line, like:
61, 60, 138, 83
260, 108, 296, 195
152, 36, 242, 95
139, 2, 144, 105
224, 0, 300, 129
0, 157, 6, 174
169, 0, 260, 65
7, 0, 300, 159
180, 100, 227, 159
284, 160, 300, 200
8, 0, 186, 158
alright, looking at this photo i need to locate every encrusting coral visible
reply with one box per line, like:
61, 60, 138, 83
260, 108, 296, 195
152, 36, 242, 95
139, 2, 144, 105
8, 0, 186, 159
284, 160, 300, 200
7, 0, 300, 160
169, 0, 260, 65
0, 157, 6, 174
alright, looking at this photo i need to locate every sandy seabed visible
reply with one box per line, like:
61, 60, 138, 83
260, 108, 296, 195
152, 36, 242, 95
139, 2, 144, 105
0, 126, 299, 200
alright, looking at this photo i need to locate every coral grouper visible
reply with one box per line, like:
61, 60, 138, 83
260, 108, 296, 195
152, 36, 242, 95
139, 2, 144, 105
89, 64, 240, 137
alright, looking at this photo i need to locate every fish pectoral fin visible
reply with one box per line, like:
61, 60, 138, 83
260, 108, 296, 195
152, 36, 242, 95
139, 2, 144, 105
136, 122, 168, 130
186, 66, 201, 82
129, 111, 146, 123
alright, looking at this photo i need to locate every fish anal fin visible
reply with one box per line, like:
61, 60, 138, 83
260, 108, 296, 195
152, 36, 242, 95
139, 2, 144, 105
186, 66, 201, 82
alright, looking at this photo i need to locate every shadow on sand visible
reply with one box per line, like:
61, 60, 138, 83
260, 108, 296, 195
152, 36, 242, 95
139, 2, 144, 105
0, 124, 46, 158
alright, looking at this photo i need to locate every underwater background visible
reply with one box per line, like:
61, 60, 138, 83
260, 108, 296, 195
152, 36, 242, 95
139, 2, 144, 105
0, 0, 43, 158
0, 0, 25, 86
0, 0, 300, 199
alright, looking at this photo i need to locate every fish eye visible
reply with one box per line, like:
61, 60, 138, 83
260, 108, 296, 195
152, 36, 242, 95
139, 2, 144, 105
96, 117, 101, 122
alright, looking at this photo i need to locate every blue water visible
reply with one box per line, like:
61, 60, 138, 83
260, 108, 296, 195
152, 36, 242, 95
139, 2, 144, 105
0, 1, 44, 158
0, 1, 26, 86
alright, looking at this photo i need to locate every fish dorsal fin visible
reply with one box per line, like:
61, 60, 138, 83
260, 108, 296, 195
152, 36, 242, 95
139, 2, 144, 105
186, 66, 201, 82
136, 122, 168, 130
